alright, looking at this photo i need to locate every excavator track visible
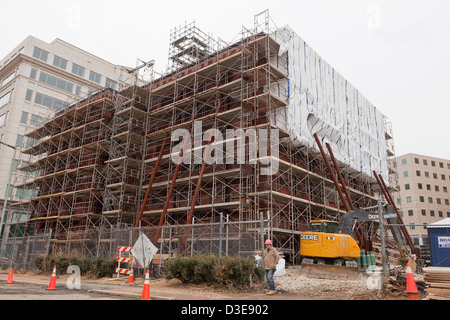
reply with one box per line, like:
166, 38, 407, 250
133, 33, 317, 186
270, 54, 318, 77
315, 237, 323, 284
300, 259, 361, 281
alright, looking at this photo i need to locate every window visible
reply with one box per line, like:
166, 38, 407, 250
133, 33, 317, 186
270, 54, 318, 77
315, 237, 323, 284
89, 71, 101, 84
397, 198, 402, 205
105, 78, 116, 90
25, 89, 33, 101
420, 196, 424, 203
445, 199, 449, 206
414, 158, 419, 164
416, 170, 421, 177
408, 210, 414, 216
436, 186, 440, 192
427, 184, 431, 191
425, 171, 429, 178
30, 68, 37, 79
421, 209, 426, 216
403, 171, 408, 178
0, 112, 7, 127
402, 159, 407, 165
447, 163, 450, 169
430, 210, 435, 217
439, 211, 444, 217
20, 111, 28, 124
75, 85, 81, 96
440, 162, 444, 168
0, 91, 11, 108
444, 187, 448, 193
437, 198, 441, 205
15, 134, 24, 148
442, 174, 446, 181
429, 197, 433, 204
72, 63, 85, 77
53, 56, 67, 70
405, 184, 410, 190
424, 159, 428, 166
30, 114, 47, 127
448, 212, 450, 218
431, 161, 436, 167
418, 183, 423, 190
32, 47, 48, 62
11, 159, 18, 172
406, 197, 412, 203
38, 71, 73, 93
34, 92, 67, 110
2, 71, 16, 87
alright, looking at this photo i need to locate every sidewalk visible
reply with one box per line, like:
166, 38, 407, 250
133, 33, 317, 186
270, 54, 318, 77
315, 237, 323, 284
0, 271, 306, 300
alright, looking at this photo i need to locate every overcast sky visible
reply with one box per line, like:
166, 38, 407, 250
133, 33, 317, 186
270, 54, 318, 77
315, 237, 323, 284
2, 0, 449, 160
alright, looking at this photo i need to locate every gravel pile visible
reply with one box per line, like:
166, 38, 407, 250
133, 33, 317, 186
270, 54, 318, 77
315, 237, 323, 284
275, 267, 374, 298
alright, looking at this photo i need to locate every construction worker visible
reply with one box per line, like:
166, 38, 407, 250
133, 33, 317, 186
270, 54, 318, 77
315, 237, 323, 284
263, 239, 280, 295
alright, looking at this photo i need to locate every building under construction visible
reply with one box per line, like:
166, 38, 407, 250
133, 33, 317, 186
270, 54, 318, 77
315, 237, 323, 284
9, 12, 401, 264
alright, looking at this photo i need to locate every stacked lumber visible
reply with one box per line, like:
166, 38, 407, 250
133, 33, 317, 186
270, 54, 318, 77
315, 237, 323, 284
423, 267, 450, 300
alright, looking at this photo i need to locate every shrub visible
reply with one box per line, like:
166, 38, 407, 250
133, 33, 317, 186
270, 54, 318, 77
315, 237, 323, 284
166, 255, 264, 288
33, 255, 116, 278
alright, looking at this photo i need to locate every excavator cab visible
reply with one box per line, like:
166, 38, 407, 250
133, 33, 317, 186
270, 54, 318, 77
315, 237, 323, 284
309, 220, 339, 234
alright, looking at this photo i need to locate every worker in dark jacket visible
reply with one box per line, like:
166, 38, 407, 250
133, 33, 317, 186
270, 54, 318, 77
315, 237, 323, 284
263, 239, 280, 295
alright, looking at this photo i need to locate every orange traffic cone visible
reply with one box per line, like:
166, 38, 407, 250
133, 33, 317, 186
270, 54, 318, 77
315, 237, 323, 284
47, 265, 57, 290
128, 267, 134, 284
140, 269, 151, 300
6, 268, 13, 284
405, 263, 419, 300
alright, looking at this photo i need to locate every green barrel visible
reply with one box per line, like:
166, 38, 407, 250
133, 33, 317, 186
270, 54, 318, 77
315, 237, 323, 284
356, 255, 362, 268
361, 251, 368, 269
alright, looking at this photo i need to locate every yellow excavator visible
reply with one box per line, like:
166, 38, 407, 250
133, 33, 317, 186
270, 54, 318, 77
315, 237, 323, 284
299, 210, 382, 280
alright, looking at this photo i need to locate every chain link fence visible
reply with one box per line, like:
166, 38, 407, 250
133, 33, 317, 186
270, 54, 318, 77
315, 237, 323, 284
0, 217, 267, 275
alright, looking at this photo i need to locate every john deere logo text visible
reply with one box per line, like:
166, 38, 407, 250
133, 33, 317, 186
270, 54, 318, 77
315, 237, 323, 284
301, 234, 319, 241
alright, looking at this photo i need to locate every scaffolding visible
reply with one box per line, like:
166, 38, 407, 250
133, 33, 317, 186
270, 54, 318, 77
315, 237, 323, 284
10, 11, 386, 263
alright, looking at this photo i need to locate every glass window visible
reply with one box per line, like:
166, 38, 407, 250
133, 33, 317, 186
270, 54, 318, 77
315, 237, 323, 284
440, 162, 444, 168
433, 173, 438, 179
38, 71, 73, 94
20, 111, 28, 124
402, 159, 407, 165
425, 172, 430, 178
0, 112, 7, 127
15, 134, 24, 148
2, 71, 16, 87
406, 197, 412, 203
32, 47, 48, 62
414, 158, 419, 164
53, 56, 67, 70
421, 209, 426, 216
435, 186, 440, 192
0, 92, 11, 108
416, 170, 421, 177
420, 196, 424, 203
72, 64, 85, 77
424, 159, 428, 165
408, 210, 414, 216
89, 71, 101, 84
430, 210, 435, 217
429, 197, 433, 204
441, 174, 446, 181
25, 89, 33, 101
446, 199, 450, 205
403, 171, 408, 178
30, 68, 37, 79
106, 78, 116, 90
427, 184, 431, 190
418, 183, 423, 190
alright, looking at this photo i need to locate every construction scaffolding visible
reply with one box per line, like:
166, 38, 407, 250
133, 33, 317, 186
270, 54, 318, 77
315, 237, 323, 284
8, 11, 393, 265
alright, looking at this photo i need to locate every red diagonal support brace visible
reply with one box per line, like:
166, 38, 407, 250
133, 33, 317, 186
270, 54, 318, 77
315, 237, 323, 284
373, 171, 420, 258
135, 136, 168, 228
183, 126, 216, 242
154, 137, 189, 244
